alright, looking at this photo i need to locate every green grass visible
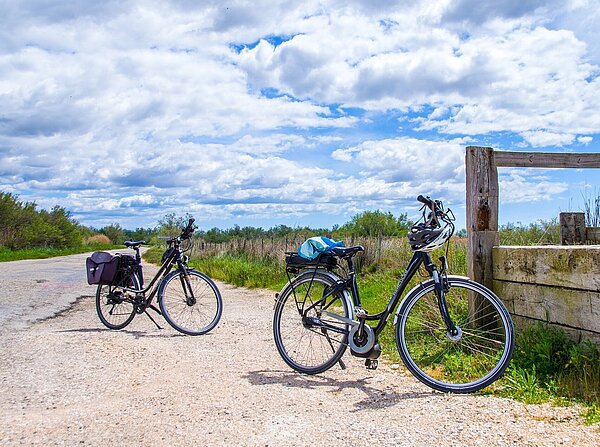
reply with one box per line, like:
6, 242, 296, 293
498, 323, 600, 423
499, 219, 560, 245
190, 252, 289, 290
142, 246, 163, 265
0, 244, 115, 262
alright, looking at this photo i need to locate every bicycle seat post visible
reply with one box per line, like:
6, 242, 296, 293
343, 254, 363, 309
133, 246, 141, 264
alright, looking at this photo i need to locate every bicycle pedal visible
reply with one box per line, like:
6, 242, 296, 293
365, 359, 378, 370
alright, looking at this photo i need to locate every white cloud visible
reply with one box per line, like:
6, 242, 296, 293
499, 169, 569, 203
332, 137, 465, 182
0, 1, 598, 228
577, 135, 593, 145
520, 131, 575, 147
236, 5, 600, 138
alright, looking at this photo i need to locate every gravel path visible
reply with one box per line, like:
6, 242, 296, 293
0, 252, 598, 446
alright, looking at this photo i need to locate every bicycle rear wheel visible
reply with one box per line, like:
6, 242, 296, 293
96, 273, 139, 330
158, 269, 222, 335
273, 271, 350, 374
396, 276, 514, 393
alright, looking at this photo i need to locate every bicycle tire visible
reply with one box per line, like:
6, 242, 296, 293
96, 273, 139, 330
273, 271, 350, 374
158, 269, 222, 335
396, 276, 514, 393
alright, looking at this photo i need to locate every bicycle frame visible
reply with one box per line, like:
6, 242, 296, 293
302, 250, 457, 338
123, 244, 190, 306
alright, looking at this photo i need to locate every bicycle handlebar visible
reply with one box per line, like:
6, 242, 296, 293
416, 195, 455, 226
182, 218, 195, 235
417, 195, 433, 207
165, 218, 197, 245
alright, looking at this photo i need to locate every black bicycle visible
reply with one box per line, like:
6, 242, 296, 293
273, 196, 514, 393
95, 218, 223, 335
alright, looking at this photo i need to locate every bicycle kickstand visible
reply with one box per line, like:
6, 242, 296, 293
144, 309, 163, 330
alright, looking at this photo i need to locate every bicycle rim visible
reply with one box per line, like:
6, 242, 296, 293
397, 277, 514, 393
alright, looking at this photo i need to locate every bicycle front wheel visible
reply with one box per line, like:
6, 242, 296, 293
273, 271, 350, 374
158, 269, 222, 335
96, 273, 139, 330
396, 276, 514, 393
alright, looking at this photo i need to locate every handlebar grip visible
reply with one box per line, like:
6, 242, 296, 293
417, 195, 433, 206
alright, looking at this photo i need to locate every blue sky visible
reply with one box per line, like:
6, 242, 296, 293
1, 0, 599, 231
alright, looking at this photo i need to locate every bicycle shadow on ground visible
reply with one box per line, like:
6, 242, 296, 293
57, 327, 189, 339
243, 369, 436, 412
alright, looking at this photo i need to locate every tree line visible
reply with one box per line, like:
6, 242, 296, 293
0, 192, 85, 249
0, 191, 413, 250
199, 210, 411, 243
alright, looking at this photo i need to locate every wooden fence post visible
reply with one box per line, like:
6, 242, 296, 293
560, 212, 586, 245
466, 146, 499, 291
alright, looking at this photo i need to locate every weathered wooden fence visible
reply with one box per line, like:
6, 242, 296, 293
493, 246, 600, 344
466, 146, 600, 344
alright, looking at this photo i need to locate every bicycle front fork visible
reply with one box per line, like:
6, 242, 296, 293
178, 269, 196, 306
432, 256, 459, 337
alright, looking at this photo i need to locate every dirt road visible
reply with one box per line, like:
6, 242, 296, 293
0, 253, 598, 446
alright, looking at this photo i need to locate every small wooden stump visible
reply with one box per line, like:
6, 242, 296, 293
560, 212, 586, 245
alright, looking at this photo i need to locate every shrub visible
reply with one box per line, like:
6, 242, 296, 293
86, 234, 112, 245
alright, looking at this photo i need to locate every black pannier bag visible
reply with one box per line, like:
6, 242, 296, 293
86, 252, 119, 285
285, 252, 337, 274
86, 252, 137, 286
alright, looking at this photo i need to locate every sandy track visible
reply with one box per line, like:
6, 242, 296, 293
0, 253, 598, 446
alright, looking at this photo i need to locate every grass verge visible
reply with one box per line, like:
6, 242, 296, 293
0, 244, 116, 262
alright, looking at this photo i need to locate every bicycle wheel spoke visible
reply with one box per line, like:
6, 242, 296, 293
96, 277, 137, 330
460, 329, 506, 347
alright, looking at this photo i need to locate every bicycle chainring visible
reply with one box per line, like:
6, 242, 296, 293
349, 324, 376, 355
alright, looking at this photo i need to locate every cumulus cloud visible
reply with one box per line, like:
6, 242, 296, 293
441, 0, 559, 24
332, 138, 465, 182
235, 3, 600, 139
520, 131, 576, 147
499, 169, 569, 203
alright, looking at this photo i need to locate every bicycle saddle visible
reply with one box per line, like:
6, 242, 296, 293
330, 245, 364, 258
124, 240, 146, 248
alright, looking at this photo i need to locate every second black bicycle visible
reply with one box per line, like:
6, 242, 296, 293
94, 218, 223, 335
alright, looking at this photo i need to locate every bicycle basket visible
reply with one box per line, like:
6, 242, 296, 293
285, 252, 337, 274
